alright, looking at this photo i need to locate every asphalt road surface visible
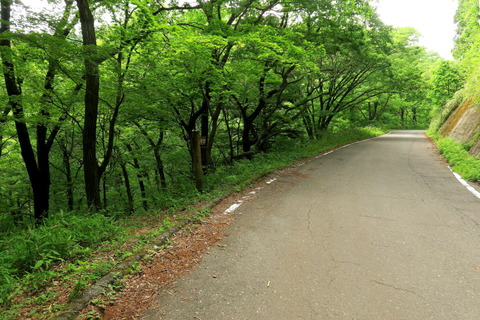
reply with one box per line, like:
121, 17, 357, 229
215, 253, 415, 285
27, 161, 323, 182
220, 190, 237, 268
142, 130, 480, 320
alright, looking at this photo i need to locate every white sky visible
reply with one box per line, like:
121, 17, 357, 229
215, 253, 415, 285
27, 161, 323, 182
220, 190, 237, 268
23, 0, 458, 59
373, 0, 458, 60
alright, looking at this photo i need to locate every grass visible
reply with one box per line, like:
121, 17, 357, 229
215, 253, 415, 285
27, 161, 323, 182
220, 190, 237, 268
428, 133, 480, 182
0, 126, 387, 319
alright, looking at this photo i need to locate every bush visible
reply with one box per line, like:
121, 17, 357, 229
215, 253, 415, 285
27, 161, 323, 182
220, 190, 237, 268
436, 137, 480, 182
0, 211, 123, 308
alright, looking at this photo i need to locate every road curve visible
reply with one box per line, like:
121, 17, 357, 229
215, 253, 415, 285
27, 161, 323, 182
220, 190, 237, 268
143, 130, 480, 320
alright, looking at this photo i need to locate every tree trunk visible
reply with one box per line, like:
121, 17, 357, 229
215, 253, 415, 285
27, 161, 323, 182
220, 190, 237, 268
153, 144, 167, 192
222, 107, 235, 163
120, 161, 134, 214
133, 122, 167, 192
62, 147, 74, 211
200, 82, 211, 167
77, 0, 101, 210
126, 143, 148, 211
1, 0, 50, 221
242, 117, 256, 155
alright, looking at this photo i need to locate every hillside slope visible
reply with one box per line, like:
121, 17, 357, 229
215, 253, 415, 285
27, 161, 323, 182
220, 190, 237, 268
437, 97, 480, 158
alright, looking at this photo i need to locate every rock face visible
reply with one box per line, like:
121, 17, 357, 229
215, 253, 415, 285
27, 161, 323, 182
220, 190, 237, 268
439, 98, 480, 158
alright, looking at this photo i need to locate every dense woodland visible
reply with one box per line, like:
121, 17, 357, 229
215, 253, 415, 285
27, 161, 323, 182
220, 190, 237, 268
0, 0, 474, 315
0, 0, 462, 226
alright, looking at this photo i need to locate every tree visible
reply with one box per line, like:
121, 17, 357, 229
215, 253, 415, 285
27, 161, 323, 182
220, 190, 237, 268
386, 28, 437, 127
0, 0, 77, 221
429, 61, 463, 111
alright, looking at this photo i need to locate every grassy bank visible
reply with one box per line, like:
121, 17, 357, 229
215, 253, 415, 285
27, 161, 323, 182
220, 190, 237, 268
428, 133, 480, 182
0, 126, 386, 319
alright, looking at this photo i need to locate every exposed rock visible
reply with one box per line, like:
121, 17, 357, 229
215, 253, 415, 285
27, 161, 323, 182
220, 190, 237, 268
439, 98, 480, 158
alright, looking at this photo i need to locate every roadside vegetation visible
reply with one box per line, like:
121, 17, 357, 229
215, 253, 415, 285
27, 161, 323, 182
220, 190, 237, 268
428, 134, 480, 182
0, 127, 385, 319
428, 0, 480, 183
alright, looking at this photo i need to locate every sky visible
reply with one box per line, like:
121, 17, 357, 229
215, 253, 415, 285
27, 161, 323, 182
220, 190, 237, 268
374, 0, 458, 60
22, 0, 458, 59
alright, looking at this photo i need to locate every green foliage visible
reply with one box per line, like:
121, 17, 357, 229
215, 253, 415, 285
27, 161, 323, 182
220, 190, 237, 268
428, 61, 464, 110
429, 89, 466, 133
0, 211, 122, 309
69, 280, 88, 301
453, 0, 480, 97
434, 136, 480, 181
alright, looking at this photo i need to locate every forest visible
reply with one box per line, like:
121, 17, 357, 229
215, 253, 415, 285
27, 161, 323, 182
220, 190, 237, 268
0, 0, 472, 318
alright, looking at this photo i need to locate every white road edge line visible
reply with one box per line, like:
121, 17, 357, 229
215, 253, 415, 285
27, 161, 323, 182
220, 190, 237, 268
224, 202, 243, 214
449, 167, 480, 200
266, 178, 277, 184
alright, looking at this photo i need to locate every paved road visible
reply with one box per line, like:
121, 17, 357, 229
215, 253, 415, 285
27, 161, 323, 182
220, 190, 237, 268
143, 131, 480, 319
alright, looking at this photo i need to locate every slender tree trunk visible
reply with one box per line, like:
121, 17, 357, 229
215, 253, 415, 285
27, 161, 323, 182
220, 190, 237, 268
205, 91, 226, 166
153, 145, 167, 192
120, 161, 134, 214
126, 144, 148, 211
222, 107, 234, 163
200, 82, 211, 167
133, 122, 167, 192
62, 147, 74, 211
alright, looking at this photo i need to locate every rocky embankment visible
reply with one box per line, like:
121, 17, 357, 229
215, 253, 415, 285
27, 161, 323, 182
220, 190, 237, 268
439, 97, 480, 158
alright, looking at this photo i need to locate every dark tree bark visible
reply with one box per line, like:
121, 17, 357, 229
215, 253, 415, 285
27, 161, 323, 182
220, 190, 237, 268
120, 160, 134, 215
126, 143, 148, 211
0, 0, 70, 222
61, 146, 74, 211
133, 121, 167, 192
77, 0, 101, 210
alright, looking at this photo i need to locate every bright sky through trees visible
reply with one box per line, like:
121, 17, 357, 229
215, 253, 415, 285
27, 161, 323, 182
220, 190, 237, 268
374, 0, 457, 60
23, 0, 457, 59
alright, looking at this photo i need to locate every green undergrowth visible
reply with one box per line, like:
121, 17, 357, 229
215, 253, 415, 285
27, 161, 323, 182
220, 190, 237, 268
0, 126, 386, 319
428, 133, 480, 182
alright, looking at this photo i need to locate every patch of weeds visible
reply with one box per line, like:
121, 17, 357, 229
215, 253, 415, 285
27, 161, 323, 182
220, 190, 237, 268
159, 217, 174, 232
126, 261, 141, 275
142, 254, 154, 262
81, 310, 100, 320
191, 209, 211, 223
115, 250, 134, 261
65, 259, 114, 283
107, 277, 125, 293
431, 135, 480, 182
23, 269, 60, 294
69, 280, 88, 301
90, 298, 106, 311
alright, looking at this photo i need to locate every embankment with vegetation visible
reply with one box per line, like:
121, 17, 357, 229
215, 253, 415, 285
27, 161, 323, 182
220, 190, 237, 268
428, 0, 480, 182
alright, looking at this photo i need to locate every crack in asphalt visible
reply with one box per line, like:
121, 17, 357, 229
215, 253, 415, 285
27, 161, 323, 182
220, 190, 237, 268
360, 215, 398, 222
306, 208, 312, 233
372, 280, 425, 299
